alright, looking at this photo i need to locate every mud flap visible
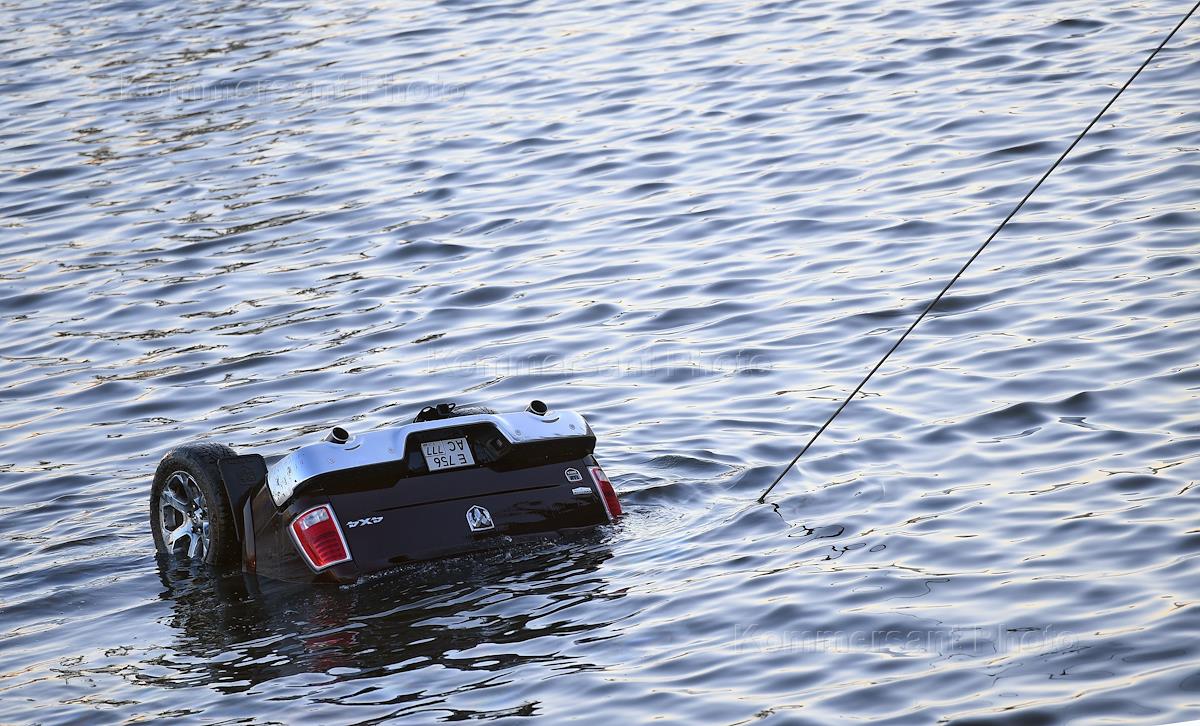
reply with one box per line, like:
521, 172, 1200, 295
218, 454, 268, 541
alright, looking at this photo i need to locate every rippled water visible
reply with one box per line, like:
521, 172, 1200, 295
3, 0, 1200, 722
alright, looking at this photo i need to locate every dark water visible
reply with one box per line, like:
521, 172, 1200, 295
2, 0, 1200, 722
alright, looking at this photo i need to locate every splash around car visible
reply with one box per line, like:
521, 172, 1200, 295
150, 401, 621, 584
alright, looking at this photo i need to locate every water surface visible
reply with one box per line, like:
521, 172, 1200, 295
2, 0, 1200, 723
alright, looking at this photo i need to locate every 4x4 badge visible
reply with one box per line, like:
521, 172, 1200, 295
564, 467, 583, 482
466, 505, 494, 532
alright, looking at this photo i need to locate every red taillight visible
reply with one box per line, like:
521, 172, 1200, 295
589, 465, 622, 520
290, 505, 352, 570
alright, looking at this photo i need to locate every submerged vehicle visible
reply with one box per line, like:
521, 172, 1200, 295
149, 401, 621, 584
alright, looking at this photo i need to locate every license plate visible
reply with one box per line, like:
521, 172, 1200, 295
422, 437, 475, 471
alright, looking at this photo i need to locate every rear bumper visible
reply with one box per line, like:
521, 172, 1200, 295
245, 456, 612, 584
266, 409, 595, 507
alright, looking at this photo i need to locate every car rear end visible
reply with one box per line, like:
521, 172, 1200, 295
245, 405, 620, 584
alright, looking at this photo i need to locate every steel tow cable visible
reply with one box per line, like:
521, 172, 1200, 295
759, 1, 1200, 504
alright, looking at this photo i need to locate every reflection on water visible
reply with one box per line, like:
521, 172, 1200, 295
2, 0, 1200, 722
154, 535, 615, 711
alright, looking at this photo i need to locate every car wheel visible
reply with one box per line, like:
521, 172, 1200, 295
150, 442, 239, 566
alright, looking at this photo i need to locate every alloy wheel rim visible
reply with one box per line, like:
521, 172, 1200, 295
159, 471, 210, 561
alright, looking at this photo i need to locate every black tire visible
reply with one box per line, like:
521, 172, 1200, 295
446, 404, 497, 417
411, 402, 496, 423
150, 442, 240, 567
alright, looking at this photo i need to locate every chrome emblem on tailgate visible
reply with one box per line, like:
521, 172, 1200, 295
465, 505, 494, 532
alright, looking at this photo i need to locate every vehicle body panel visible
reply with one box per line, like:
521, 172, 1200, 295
218, 408, 613, 584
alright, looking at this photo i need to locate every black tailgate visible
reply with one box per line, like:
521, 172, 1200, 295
326, 458, 608, 569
